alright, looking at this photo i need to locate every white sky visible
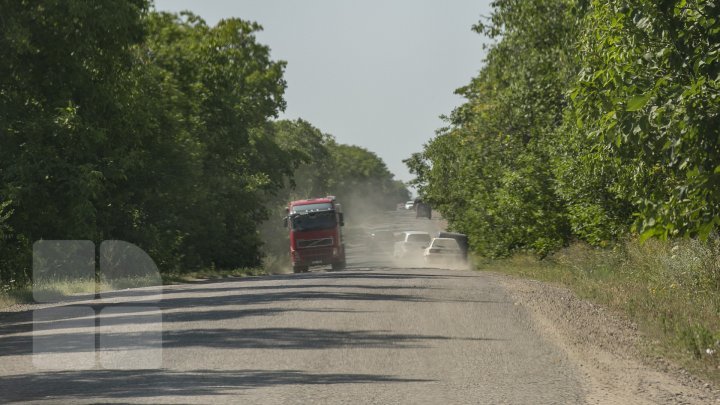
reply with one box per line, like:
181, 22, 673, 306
153, 0, 492, 186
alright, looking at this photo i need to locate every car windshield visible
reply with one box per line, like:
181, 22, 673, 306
432, 238, 459, 249
407, 233, 431, 243
292, 202, 333, 214
291, 210, 337, 232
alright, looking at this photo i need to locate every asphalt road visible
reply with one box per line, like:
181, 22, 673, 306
0, 209, 585, 404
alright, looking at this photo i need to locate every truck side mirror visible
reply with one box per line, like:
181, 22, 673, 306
339, 213, 344, 227
283, 216, 288, 228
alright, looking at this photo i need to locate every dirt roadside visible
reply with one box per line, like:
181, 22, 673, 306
491, 272, 720, 404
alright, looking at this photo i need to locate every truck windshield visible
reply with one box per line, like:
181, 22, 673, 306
292, 203, 333, 214
291, 210, 337, 232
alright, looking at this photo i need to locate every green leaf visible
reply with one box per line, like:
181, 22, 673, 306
626, 93, 652, 111
698, 221, 715, 240
640, 226, 665, 243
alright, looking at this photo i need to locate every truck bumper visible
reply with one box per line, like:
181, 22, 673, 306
291, 247, 343, 266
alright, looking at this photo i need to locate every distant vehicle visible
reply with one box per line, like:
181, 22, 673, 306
414, 198, 431, 219
437, 232, 469, 262
393, 231, 431, 259
404, 200, 415, 210
423, 237, 463, 264
285, 196, 345, 273
366, 229, 395, 254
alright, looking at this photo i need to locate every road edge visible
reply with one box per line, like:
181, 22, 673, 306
488, 271, 720, 404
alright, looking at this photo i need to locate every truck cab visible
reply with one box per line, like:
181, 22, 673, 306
285, 197, 346, 273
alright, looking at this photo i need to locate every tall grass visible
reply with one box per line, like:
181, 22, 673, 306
0, 287, 32, 308
480, 237, 720, 381
0, 266, 268, 308
161, 266, 267, 284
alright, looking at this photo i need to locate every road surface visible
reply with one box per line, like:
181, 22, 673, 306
0, 209, 668, 403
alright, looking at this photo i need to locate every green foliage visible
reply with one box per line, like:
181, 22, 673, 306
1, 0, 151, 285
266, 119, 410, 212
0, 200, 12, 238
408, 0, 578, 257
142, 12, 290, 269
0, 3, 407, 286
568, 0, 720, 240
0, 3, 305, 285
267, 118, 334, 199
409, 0, 720, 257
0, 200, 15, 286
0, 0, 148, 241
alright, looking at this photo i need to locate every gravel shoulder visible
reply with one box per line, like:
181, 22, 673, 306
493, 272, 720, 404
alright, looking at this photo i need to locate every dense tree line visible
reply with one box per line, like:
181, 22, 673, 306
407, 0, 719, 257
266, 119, 409, 214
0, 1, 408, 286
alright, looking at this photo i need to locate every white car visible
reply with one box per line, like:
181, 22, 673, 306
394, 231, 431, 258
404, 200, 415, 210
423, 237, 463, 263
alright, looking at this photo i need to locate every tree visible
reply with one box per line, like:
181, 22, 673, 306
143, 12, 290, 268
0, 0, 150, 284
0, 4, 297, 285
409, 0, 720, 258
566, 0, 720, 240
408, 0, 580, 256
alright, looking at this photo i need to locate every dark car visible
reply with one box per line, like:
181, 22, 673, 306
414, 198, 432, 219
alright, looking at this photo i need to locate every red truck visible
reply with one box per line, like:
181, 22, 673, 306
284, 196, 346, 273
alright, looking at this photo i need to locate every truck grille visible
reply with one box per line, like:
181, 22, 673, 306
297, 238, 333, 249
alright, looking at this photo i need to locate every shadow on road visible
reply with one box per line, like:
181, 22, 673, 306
0, 325, 502, 356
0, 269, 469, 332
161, 327, 500, 350
0, 269, 508, 361
0, 369, 434, 403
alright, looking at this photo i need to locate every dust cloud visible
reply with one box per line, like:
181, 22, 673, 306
260, 191, 470, 273
341, 195, 469, 271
